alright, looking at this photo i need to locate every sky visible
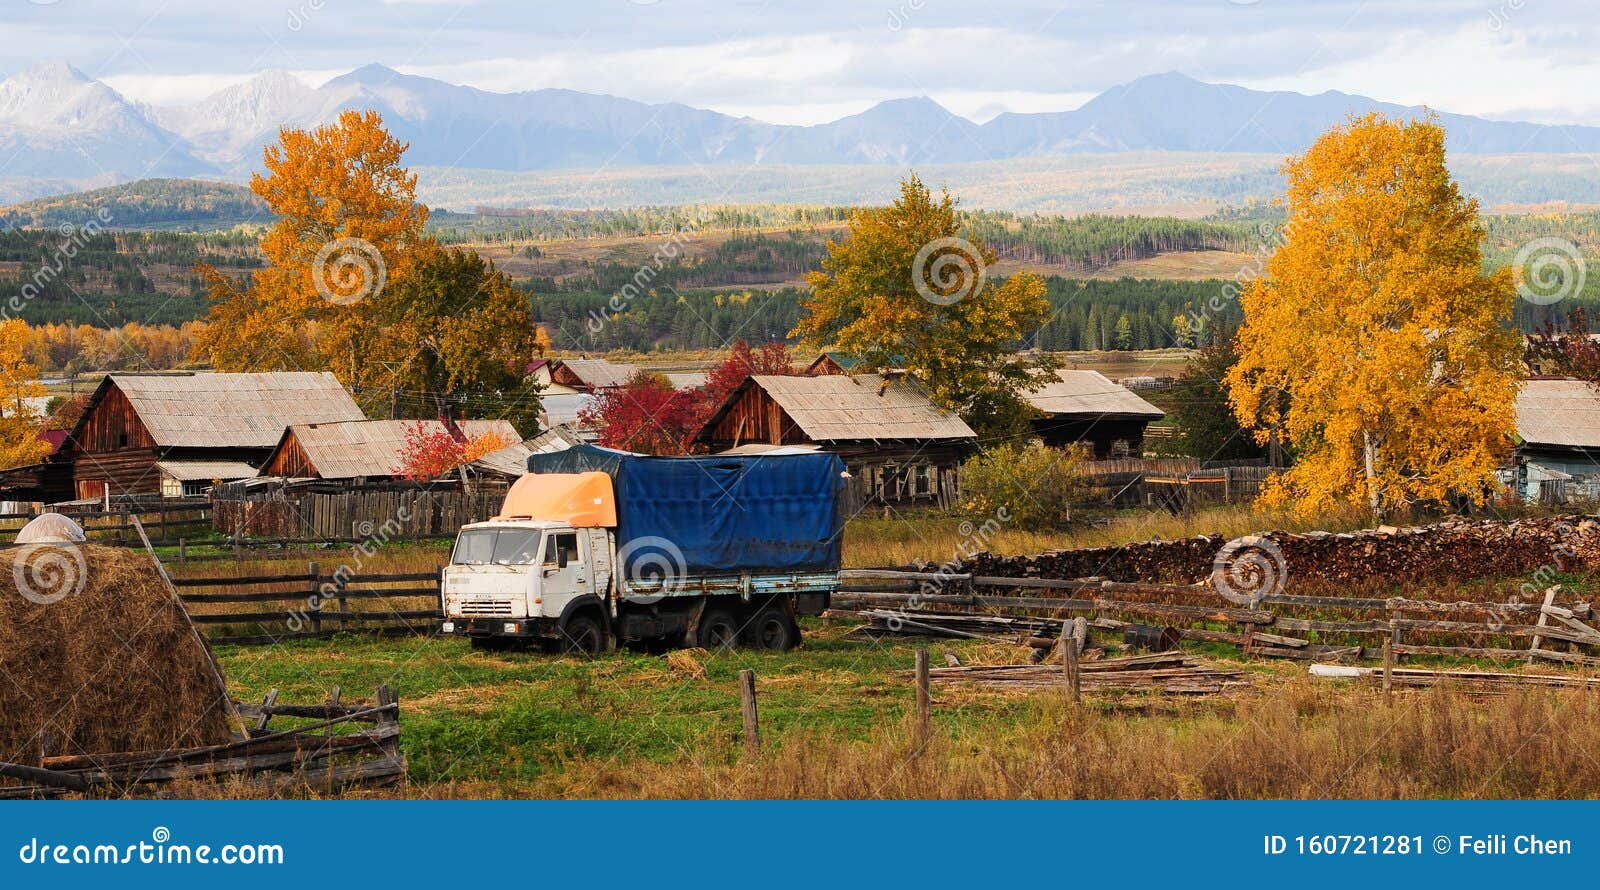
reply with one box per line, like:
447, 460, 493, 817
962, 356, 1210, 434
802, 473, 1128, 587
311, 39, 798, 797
4, 0, 1599, 126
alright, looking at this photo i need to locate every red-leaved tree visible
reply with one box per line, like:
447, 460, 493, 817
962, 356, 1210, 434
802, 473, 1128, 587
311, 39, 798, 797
701, 339, 795, 410
579, 371, 705, 455
395, 422, 514, 480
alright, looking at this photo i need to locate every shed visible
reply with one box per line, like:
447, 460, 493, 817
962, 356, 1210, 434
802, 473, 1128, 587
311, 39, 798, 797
156, 460, 259, 497
261, 419, 521, 481
59, 372, 366, 499
548, 358, 639, 392
696, 373, 976, 507
1023, 370, 1165, 458
1514, 378, 1600, 503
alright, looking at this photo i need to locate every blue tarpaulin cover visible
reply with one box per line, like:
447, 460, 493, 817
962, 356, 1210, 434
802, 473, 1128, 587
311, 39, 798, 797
528, 447, 844, 574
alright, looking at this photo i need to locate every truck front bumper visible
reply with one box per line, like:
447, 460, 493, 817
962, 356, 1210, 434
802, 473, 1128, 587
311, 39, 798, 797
440, 617, 558, 639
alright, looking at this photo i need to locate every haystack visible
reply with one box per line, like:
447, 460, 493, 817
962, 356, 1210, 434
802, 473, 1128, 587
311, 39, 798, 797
0, 544, 235, 765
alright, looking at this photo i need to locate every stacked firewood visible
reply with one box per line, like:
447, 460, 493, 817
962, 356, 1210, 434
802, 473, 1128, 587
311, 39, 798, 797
965, 516, 1600, 589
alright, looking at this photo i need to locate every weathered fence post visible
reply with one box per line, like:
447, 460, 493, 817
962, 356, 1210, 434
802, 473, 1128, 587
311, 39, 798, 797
914, 648, 931, 742
178, 538, 186, 565
1064, 635, 1081, 705
308, 561, 322, 636
738, 669, 760, 755
1381, 637, 1394, 698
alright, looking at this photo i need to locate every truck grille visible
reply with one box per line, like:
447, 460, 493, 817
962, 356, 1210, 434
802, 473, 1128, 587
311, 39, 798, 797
457, 599, 515, 617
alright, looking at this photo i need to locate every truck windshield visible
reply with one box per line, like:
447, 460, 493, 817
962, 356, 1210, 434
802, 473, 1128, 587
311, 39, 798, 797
451, 529, 543, 566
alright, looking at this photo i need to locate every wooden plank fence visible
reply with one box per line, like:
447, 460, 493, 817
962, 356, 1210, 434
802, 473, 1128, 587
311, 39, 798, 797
170, 562, 443, 645
213, 485, 505, 540
834, 571, 1600, 667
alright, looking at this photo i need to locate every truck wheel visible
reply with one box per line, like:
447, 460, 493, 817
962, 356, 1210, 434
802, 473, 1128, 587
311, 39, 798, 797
559, 615, 605, 655
745, 608, 798, 651
696, 609, 742, 650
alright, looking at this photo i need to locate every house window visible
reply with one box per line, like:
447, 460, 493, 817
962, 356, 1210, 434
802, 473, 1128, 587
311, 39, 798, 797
912, 464, 932, 497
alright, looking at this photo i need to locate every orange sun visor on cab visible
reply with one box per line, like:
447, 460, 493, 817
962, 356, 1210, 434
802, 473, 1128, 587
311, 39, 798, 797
494, 472, 618, 527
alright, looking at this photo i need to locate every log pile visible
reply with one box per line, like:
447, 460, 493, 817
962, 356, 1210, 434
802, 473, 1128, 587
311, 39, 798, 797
965, 515, 1600, 589
920, 652, 1246, 695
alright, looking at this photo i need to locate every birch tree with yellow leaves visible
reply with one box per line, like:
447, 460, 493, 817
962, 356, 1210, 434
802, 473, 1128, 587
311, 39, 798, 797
1226, 113, 1522, 520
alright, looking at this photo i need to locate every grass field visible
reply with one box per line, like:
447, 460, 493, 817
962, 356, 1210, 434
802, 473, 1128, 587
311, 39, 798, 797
214, 617, 1600, 799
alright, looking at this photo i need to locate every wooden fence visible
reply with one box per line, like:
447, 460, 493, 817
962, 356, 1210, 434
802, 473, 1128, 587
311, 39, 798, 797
170, 562, 443, 645
212, 483, 506, 540
834, 571, 1600, 667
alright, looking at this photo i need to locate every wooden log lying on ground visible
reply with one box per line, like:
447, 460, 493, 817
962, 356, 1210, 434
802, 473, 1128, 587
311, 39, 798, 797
914, 652, 1247, 695
1310, 662, 1600, 690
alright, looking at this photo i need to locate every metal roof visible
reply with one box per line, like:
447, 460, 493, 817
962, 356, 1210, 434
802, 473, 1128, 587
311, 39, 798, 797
1023, 370, 1165, 419
557, 359, 638, 389
280, 419, 521, 479
154, 460, 260, 482
104, 372, 365, 449
469, 427, 583, 477
738, 374, 975, 443
1517, 379, 1600, 450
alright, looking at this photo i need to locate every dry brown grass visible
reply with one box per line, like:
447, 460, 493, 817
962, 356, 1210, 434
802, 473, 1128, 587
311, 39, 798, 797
527, 678, 1600, 799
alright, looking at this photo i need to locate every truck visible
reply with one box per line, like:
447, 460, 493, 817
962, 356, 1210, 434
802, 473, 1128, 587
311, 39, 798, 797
439, 444, 845, 653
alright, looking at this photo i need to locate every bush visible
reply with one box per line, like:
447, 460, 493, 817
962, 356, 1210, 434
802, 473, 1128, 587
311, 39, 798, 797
961, 442, 1094, 530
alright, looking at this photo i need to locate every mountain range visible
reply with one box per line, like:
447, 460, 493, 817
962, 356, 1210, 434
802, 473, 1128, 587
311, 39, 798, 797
2, 62, 1599, 206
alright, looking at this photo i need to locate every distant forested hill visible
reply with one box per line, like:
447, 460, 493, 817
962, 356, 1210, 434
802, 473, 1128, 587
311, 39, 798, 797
0, 178, 271, 231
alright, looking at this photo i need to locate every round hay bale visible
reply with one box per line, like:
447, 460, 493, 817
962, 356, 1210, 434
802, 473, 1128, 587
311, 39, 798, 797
15, 512, 85, 544
0, 545, 235, 765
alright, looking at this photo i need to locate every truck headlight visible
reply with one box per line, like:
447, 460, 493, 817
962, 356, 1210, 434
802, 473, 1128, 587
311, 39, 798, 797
503, 622, 520, 634
441, 621, 455, 634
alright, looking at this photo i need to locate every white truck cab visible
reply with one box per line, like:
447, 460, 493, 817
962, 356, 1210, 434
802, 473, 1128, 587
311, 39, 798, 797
440, 519, 614, 651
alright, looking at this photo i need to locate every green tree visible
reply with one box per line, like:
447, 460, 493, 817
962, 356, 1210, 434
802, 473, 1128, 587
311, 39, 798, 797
792, 174, 1056, 439
1169, 340, 1267, 461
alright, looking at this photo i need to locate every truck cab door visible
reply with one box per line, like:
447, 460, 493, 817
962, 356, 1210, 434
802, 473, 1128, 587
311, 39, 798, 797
539, 530, 590, 613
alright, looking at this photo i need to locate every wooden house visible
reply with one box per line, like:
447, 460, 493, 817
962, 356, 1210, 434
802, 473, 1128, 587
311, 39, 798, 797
261, 419, 521, 482
59, 372, 366, 499
546, 358, 639, 393
1023, 370, 1165, 459
1512, 379, 1600, 503
804, 352, 905, 376
695, 373, 976, 508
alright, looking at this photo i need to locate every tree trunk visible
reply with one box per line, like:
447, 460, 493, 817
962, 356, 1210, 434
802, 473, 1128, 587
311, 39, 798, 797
1362, 429, 1382, 519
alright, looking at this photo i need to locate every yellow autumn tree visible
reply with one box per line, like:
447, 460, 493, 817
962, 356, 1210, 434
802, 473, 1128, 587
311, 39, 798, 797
791, 174, 1055, 438
0, 319, 51, 470
1226, 113, 1523, 520
195, 109, 428, 372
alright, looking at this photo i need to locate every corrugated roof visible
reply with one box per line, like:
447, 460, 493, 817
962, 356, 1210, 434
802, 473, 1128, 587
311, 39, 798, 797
108, 372, 365, 449
155, 460, 259, 482
743, 374, 975, 442
1517, 379, 1600, 449
469, 427, 583, 478
558, 359, 638, 389
282, 419, 521, 479
1024, 370, 1165, 419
